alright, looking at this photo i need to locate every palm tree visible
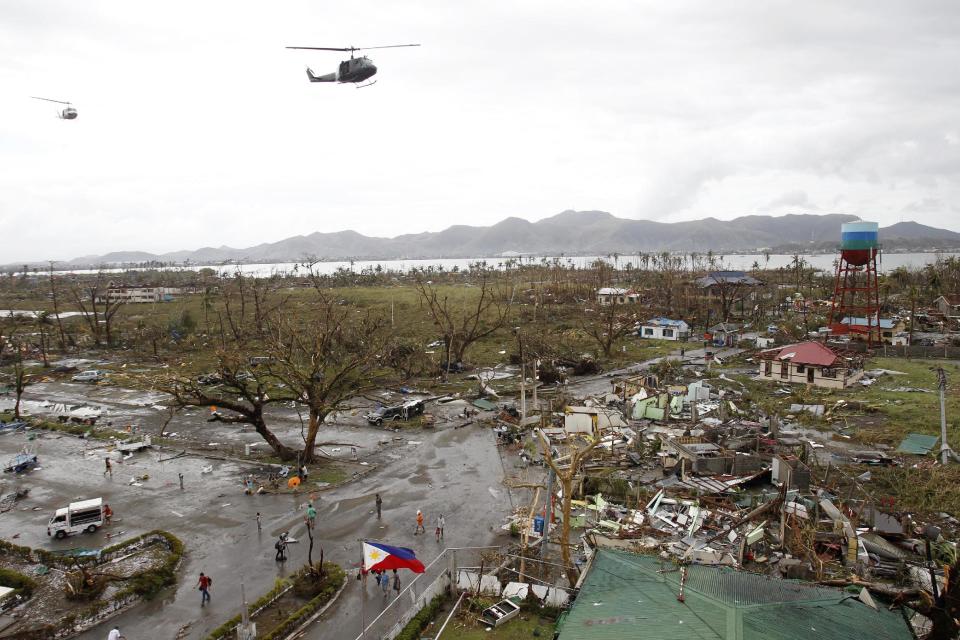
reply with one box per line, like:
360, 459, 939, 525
34, 311, 53, 367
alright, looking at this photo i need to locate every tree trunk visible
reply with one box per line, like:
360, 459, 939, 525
253, 416, 298, 461
299, 408, 328, 463
558, 476, 578, 587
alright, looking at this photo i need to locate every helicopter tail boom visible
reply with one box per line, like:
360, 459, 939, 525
305, 67, 337, 83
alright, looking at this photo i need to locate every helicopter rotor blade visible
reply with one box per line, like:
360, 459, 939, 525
31, 96, 72, 105
286, 46, 353, 52
285, 44, 420, 52
351, 44, 421, 51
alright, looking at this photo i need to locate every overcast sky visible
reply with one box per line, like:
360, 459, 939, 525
2, 1, 959, 262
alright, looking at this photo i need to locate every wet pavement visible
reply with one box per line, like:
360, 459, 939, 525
0, 401, 517, 639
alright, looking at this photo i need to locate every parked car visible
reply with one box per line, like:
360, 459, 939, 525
364, 400, 426, 426
72, 370, 105, 383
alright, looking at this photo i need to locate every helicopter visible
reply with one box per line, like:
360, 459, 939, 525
285, 44, 420, 87
32, 96, 77, 119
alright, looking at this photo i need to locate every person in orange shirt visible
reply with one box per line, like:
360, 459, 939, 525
415, 510, 425, 535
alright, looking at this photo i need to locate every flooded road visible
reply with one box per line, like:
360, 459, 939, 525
0, 393, 516, 639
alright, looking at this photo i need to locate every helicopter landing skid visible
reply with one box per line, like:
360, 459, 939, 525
356, 80, 378, 89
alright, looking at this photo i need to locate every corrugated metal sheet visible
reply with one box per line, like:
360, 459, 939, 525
896, 432, 939, 455
557, 550, 913, 640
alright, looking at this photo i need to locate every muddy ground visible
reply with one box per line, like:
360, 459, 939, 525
0, 379, 525, 640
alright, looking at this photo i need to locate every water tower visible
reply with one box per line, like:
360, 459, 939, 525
828, 221, 881, 345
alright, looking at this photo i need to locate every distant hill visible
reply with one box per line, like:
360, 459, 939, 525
25, 212, 960, 268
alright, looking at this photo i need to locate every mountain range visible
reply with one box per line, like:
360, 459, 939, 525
58, 212, 960, 267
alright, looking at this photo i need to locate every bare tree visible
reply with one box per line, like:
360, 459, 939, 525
12, 345, 31, 420
48, 262, 67, 350
537, 431, 599, 587
415, 268, 510, 372
581, 296, 638, 359
67, 272, 124, 346
264, 287, 391, 463
163, 351, 299, 460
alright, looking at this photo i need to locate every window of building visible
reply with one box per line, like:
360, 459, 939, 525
644, 328, 654, 336
663, 329, 674, 337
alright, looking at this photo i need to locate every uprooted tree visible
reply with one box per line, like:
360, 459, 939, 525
162, 283, 392, 463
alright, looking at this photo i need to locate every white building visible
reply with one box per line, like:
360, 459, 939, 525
638, 318, 690, 341
596, 287, 640, 305
96, 286, 181, 304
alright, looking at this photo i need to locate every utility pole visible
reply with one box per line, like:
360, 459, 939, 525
238, 576, 256, 639
541, 467, 554, 561
515, 327, 526, 420
939, 368, 951, 464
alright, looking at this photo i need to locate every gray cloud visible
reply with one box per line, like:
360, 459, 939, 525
2, 0, 959, 262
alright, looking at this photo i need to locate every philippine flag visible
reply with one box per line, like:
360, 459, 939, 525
363, 541, 426, 574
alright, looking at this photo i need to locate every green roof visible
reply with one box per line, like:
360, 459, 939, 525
557, 549, 913, 640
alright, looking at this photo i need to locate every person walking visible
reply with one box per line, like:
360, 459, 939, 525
306, 503, 317, 529
380, 570, 390, 596
197, 572, 212, 606
435, 514, 445, 542
392, 569, 401, 596
107, 626, 125, 640
375, 493, 383, 520
275, 533, 288, 562
256, 512, 262, 532
103, 457, 112, 478
103, 503, 113, 525
415, 510, 425, 535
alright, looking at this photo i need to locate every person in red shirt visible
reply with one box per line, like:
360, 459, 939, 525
197, 572, 212, 606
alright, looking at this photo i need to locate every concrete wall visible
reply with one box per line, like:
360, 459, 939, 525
757, 361, 862, 389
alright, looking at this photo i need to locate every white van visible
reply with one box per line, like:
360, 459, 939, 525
47, 498, 105, 539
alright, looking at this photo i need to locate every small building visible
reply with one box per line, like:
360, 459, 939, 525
96, 286, 181, 304
638, 317, 690, 341
696, 270, 763, 289
596, 287, 639, 305
840, 317, 906, 344
557, 549, 914, 640
933, 294, 960, 318
707, 322, 743, 347
757, 341, 864, 389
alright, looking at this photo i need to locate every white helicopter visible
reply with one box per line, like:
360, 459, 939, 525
32, 96, 77, 120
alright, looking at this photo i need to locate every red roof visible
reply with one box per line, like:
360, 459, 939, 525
773, 341, 838, 367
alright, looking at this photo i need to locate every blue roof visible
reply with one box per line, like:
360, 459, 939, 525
841, 317, 897, 329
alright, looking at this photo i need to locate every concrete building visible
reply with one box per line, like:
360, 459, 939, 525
96, 286, 181, 304
839, 317, 905, 345
596, 287, 639, 305
757, 341, 864, 389
638, 317, 690, 341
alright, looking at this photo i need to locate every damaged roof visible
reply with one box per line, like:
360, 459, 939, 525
763, 341, 839, 367
557, 549, 913, 640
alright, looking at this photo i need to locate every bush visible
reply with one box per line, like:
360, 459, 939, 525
0, 567, 37, 599
206, 564, 346, 640
395, 593, 448, 640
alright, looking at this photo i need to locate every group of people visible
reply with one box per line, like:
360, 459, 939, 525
366, 568, 402, 597
414, 509, 445, 542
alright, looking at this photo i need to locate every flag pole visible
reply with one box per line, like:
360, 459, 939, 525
360, 541, 366, 640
